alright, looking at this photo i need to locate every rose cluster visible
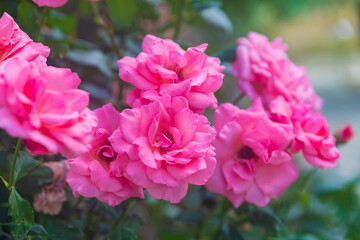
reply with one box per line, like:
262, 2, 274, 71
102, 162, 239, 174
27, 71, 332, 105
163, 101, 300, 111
206, 32, 342, 207
67, 35, 224, 205
0, 12, 348, 209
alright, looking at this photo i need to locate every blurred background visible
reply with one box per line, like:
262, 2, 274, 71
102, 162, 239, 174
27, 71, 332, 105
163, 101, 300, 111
1, 0, 360, 239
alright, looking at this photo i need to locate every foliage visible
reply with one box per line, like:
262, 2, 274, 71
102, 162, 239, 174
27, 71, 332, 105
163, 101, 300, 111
0, 0, 358, 240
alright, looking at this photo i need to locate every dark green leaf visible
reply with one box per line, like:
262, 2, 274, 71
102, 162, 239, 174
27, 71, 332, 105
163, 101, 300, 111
17, 166, 53, 195
45, 220, 83, 240
121, 227, 137, 240
221, 225, 246, 240
17, 0, 37, 37
176, 211, 206, 222
248, 208, 282, 236
109, 227, 137, 240
124, 214, 144, 229
213, 45, 236, 62
160, 230, 191, 240
8, 189, 35, 240
8, 151, 41, 185
29, 224, 48, 236
0, 0, 19, 17
107, 0, 137, 29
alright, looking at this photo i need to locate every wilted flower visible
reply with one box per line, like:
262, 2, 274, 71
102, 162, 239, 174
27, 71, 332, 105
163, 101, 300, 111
33, 160, 68, 215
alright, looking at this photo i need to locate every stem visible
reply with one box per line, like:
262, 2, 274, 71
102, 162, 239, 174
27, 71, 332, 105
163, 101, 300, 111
213, 197, 228, 240
90, 1, 122, 59
8, 138, 22, 189
173, 0, 185, 39
35, 7, 48, 42
83, 202, 95, 240
90, 1, 125, 104
73, 196, 84, 209
232, 93, 245, 105
110, 200, 136, 233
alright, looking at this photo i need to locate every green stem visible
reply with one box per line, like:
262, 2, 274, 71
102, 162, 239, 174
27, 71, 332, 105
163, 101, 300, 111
110, 200, 136, 232
90, 1, 122, 59
73, 195, 84, 209
8, 138, 23, 189
213, 197, 228, 240
35, 7, 48, 42
173, 0, 185, 39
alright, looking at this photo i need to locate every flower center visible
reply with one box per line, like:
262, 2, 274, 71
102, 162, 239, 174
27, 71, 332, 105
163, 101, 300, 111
96, 144, 117, 161
154, 129, 175, 151
237, 146, 255, 160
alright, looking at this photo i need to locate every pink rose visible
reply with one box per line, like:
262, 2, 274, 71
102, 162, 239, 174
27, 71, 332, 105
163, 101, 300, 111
32, 0, 67, 8
205, 103, 299, 207
109, 95, 216, 203
34, 160, 68, 215
67, 104, 144, 206
231, 32, 323, 111
0, 12, 49, 64
290, 104, 341, 169
334, 123, 354, 144
0, 58, 97, 157
118, 34, 225, 113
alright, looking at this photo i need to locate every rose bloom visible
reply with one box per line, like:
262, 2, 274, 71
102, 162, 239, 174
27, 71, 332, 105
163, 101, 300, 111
231, 32, 323, 112
334, 123, 354, 144
205, 103, 299, 207
0, 12, 49, 64
118, 34, 225, 113
67, 104, 144, 206
0, 58, 97, 157
263, 96, 341, 169
32, 0, 67, 7
290, 104, 341, 169
109, 95, 216, 203
34, 160, 68, 215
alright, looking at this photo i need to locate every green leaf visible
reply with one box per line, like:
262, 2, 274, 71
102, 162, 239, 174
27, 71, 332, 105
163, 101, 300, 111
317, 183, 359, 218
109, 227, 138, 240
213, 45, 236, 62
47, 10, 78, 35
8, 189, 35, 240
8, 151, 41, 185
248, 208, 282, 236
221, 225, 246, 240
17, 166, 53, 195
0, 176, 9, 188
160, 230, 191, 240
45, 220, 83, 240
29, 224, 48, 236
17, 0, 37, 37
124, 214, 144, 229
121, 227, 138, 240
107, 0, 137, 29
176, 211, 206, 222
